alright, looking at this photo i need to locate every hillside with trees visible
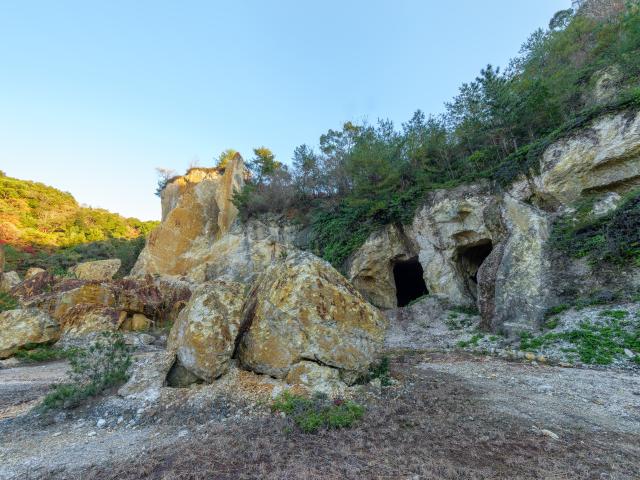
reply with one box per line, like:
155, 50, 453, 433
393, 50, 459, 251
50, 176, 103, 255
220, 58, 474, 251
0, 172, 158, 275
230, 1, 640, 268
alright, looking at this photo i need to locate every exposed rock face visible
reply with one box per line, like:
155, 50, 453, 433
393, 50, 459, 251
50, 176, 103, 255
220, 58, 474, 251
348, 109, 640, 333
167, 281, 245, 382
347, 224, 417, 309
0, 309, 60, 358
17, 276, 189, 338
238, 252, 387, 383
285, 360, 343, 394
132, 155, 247, 278
70, 259, 121, 281
0, 271, 20, 292
532, 110, 640, 205
24, 267, 45, 280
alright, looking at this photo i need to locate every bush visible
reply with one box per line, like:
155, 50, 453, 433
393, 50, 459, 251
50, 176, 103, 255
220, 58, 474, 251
272, 391, 365, 434
551, 189, 640, 266
13, 343, 77, 362
41, 332, 132, 410
0, 291, 18, 312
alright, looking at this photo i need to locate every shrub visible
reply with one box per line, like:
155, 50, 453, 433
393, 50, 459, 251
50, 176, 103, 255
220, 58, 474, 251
519, 315, 640, 365
272, 391, 365, 434
358, 357, 391, 386
0, 291, 18, 312
13, 343, 77, 362
41, 332, 132, 410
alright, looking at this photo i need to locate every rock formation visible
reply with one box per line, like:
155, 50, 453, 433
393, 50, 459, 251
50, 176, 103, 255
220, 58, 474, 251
348, 109, 640, 333
70, 259, 122, 281
0, 309, 60, 358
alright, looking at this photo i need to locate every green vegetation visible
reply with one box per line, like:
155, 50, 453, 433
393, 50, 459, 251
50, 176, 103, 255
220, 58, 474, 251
0, 173, 157, 275
551, 189, 640, 266
445, 311, 474, 330
457, 333, 484, 348
40, 332, 132, 410
13, 343, 77, 363
519, 315, 640, 365
359, 356, 391, 387
272, 391, 365, 433
0, 291, 18, 312
230, 4, 640, 269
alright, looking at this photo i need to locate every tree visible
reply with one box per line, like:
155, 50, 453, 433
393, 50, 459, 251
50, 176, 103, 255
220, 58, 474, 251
154, 167, 177, 197
248, 147, 281, 185
216, 149, 239, 169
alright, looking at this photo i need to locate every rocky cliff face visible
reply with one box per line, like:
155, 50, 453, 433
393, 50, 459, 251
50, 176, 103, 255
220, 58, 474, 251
348, 109, 640, 333
131, 154, 247, 279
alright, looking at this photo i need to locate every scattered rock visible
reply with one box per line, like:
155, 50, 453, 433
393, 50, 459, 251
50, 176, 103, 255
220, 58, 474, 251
0, 308, 60, 358
24, 267, 46, 280
69, 259, 122, 281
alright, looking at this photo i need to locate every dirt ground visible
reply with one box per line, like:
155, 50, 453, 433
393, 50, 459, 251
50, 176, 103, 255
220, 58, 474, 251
1, 351, 639, 480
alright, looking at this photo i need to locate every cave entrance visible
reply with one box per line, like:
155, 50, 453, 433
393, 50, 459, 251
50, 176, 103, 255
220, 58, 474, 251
393, 257, 428, 307
456, 240, 493, 300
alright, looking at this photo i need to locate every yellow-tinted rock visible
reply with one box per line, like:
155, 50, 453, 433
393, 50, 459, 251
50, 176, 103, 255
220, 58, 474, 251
0, 271, 20, 292
70, 259, 121, 281
0, 309, 60, 358
239, 252, 387, 383
130, 313, 151, 331
285, 360, 343, 394
131, 156, 247, 277
25, 268, 45, 280
168, 280, 246, 382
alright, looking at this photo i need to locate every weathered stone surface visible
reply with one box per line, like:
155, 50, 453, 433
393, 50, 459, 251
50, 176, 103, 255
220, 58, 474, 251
0, 271, 20, 292
121, 313, 151, 332
24, 267, 45, 280
285, 361, 343, 394
238, 252, 387, 382
131, 156, 247, 278
70, 259, 121, 281
0, 309, 60, 358
533, 110, 640, 206
347, 224, 417, 309
118, 350, 176, 399
168, 280, 246, 382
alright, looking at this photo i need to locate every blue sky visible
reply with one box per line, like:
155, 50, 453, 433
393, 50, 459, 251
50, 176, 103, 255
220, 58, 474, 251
0, 0, 570, 220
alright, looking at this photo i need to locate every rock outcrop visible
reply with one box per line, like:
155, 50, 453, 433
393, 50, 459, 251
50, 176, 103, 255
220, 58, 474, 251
348, 108, 640, 333
70, 259, 121, 281
167, 280, 245, 382
238, 252, 387, 383
132, 155, 247, 278
0, 309, 60, 358
0, 271, 20, 292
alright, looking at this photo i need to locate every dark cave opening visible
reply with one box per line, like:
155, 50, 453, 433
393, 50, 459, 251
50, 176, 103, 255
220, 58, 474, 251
393, 257, 429, 307
456, 240, 493, 300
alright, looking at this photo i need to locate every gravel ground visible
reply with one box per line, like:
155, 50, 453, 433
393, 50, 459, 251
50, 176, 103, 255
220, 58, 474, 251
1, 351, 639, 479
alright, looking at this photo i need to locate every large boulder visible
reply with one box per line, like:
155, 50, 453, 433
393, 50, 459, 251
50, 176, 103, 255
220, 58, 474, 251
168, 280, 246, 382
70, 259, 121, 281
0, 271, 20, 292
24, 267, 45, 280
238, 252, 387, 383
0, 309, 60, 358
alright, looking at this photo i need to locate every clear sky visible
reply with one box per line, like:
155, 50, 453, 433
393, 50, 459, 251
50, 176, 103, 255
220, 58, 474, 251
0, 0, 570, 220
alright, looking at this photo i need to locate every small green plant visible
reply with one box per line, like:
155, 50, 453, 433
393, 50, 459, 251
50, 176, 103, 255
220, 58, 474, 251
519, 316, 640, 365
272, 391, 365, 433
0, 291, 18, 312
599, 309, 628, 320
544, 318, 560, 330
367, 356, 391, 386
450, 305, 480, 316
40, 332, 132, 410
545, 304, 570, 319
13, 343, 77, 362
457, 333, 484, 348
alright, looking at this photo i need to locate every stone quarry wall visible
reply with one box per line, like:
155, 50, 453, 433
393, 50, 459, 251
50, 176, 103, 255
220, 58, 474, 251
348, 109, 640, 333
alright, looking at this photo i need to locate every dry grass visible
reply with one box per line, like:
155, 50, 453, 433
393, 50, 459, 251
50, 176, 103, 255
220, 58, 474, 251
54, 355, 639, 480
